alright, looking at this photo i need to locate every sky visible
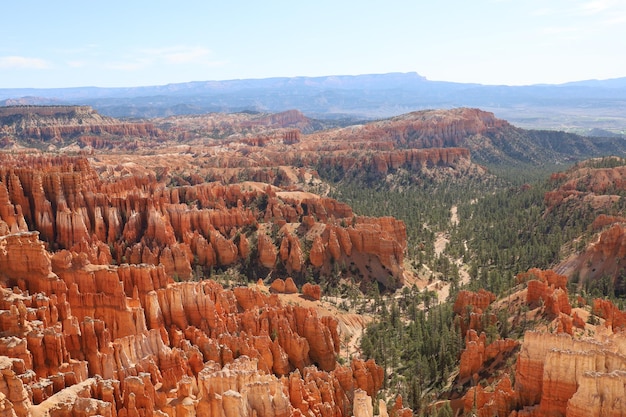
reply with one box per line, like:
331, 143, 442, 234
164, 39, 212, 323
1, 0, 625, 88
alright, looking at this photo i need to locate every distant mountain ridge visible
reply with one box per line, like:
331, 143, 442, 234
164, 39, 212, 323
1, 72, 626, 131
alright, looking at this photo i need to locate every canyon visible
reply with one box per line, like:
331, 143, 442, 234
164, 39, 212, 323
1, 105, 626, 416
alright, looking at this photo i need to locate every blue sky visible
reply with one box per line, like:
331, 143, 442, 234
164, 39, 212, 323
1, 0, 625, 88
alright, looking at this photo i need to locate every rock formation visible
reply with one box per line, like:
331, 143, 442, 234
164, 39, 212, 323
0, 105, 161, 147
453, 289, 496, 335
0, 154, 408, 288
519, 268, 572, 318
513, 330, 626, 416
0, 224, 389, 415
0, 106, 518, 416
458, 330, 518, 382
454, 268, 626, 417
593, 298, 626, 331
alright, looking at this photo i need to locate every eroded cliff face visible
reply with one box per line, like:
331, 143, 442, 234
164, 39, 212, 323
0, 152, 410, 415
0, 226, 387, 416
453, 289, 497, 336
0, 154, 407, 288
454, 269, 626, 417
546, 161, 626, 296
509, 269, 625, 417
514, 330, 626, 417
319, 108, 509, 149
557, 221, 626, 296
2, 106, 485, 188
0, 105, 161, 149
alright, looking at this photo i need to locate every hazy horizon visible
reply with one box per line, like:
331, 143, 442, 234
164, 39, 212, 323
2, 71, 626, 93
2, 1, 625, 89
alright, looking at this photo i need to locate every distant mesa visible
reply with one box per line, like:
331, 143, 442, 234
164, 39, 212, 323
1, 72, 625, 131
0, 104, 161, 149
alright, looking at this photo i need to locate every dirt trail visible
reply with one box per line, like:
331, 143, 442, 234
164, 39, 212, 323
427, 205, 470, 302
451, 205, 459, 225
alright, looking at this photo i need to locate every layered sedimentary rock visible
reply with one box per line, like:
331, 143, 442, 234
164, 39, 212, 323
0, 105, 160, 145
0, 154, 408, 288
519, 268, 572, 318
455, 269, 626, 417
0, 226, 388, 415
572, 223, 626, 294
514, 330, 626, 416
453, 289, 496, 335
462, 374, 517, 417
593, 298, 626, 331
546, 163, 626, 295
322, 107, 509, 149
138, 107, 488, 188
302, 283, 321, 301
458, 330, 518, 381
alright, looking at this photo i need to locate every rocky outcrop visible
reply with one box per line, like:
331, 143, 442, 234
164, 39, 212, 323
569, 223, 626, 295
593, 298, 626, 331
567, 370, 626, 417
257, 233, 278, 269
302, 283, 321, 301
453, 289, 496, 335
462, 374, 517, 417
325, 108, 509, 149
0, 105, 161, 144
520, 269, 572, 318
149, 107, 488, 188
545, 161, 626, 293
0, 357, 33, 417
0, 225, 392, 415
458, 330, 518, 381
514, 330, 626, 416
0, 155, 408, 289
454, 269, 626, 417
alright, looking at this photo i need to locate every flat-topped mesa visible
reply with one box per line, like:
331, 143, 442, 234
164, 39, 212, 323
323, 107, 509, 148
0, 104, 161, 143
0, 105, 94, 118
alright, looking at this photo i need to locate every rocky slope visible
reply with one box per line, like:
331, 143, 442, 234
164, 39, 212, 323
546, 158, 626, 296
453, 269, 626, 417
3, 106, 626, 417
9, 105, 618, 188
0, 153, 410, 416
300, 108, 626, 169
0, 153, 407, 288
0, 229, 390, 416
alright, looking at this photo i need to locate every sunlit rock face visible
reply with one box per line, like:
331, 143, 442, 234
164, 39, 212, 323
0, 154, 408, 288
0, 154, 398, 415
0, 227, 390, 415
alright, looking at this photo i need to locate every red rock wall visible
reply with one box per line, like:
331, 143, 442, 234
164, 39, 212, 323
514, 330, 626, 416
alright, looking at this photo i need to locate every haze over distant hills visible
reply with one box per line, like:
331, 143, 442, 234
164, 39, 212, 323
1, 72, 626, 133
